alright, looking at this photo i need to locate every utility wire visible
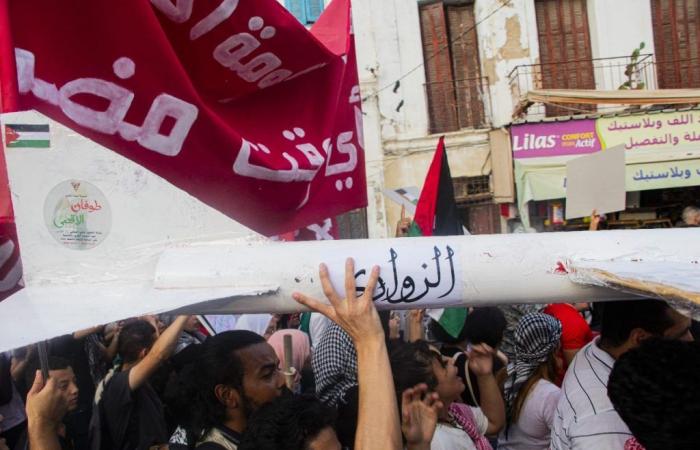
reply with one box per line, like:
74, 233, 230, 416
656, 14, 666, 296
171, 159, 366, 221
361, 0, 512, 103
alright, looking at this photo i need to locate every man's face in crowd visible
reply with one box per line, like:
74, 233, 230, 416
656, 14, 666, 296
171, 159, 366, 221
239, 342, 286, 415
51, 367, 79, 412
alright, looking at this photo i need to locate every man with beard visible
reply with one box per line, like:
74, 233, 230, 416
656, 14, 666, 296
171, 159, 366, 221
167, 330, 286, 450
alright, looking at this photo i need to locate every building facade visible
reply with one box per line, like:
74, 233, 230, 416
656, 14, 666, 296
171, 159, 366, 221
283, 0, 700, 237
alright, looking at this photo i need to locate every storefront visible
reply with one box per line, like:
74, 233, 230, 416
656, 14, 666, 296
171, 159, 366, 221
511, 108, 700, 231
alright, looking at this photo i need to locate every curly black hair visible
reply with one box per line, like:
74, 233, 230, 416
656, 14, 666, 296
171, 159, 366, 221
165, 330, 266, 442
608, 338, 700, 450
238, 394, 337, 450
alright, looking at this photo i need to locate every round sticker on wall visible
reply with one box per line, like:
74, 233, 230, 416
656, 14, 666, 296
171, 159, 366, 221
43, 180, 112, 250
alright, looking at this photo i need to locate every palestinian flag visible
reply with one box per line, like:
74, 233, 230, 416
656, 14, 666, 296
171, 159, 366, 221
408, 136, 467, 338
408, 136, 463, 237
4, 124, 50, 148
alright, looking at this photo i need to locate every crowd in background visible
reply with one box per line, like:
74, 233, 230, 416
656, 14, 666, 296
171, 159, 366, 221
1, 214, 699, 450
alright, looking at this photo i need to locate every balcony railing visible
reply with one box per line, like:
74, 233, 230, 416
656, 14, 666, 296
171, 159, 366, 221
508, 54, 657, 118
424, 77, 491, 134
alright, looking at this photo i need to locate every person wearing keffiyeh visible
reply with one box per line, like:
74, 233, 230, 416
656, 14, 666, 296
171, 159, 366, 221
498, 313, 562, 450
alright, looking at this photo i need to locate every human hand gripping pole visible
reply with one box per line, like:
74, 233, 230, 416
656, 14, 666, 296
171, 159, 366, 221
293, 258, 402, 450
26, 370, 67, 450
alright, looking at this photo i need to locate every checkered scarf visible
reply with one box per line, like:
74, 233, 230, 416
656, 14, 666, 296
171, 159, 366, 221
503, 312, 562, 424
312, 322, 358, 407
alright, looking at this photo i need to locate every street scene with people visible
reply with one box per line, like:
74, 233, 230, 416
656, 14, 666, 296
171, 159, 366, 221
0, 1, 699, 450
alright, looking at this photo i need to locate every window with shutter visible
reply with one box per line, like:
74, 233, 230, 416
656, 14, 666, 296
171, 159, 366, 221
285, 0, 307, 24
446, 3, 485, 128
535, 0, 595, 116
652, 0, 700, 88
306, 0, 325, 24
419, 1, 485, 133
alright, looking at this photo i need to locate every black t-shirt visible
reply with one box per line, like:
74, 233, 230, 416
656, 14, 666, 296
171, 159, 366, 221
98, 369, 167, 450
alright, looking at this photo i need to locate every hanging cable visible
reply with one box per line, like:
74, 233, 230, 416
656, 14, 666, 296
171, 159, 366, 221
361, 0, 512, 103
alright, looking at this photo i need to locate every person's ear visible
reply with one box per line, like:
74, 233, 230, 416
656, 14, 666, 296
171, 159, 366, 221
138, 348, 148, 360
629, 327, 652, 347
214, 384, 240, 409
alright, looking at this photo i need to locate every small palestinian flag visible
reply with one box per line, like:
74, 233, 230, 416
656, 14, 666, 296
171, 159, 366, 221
408, 136, 467, 339
4, 124, 50, 148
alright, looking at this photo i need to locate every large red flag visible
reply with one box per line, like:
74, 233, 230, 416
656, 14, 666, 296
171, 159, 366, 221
0, 0, 366, 237
0, 0, 23, 299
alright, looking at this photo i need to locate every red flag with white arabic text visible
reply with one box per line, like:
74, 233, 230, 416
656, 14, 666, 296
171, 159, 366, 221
1, 0, 366, 236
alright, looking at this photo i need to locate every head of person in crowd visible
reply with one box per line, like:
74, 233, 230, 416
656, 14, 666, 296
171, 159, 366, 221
681, 205, 700, 226
464, 307, 507, 349
169, 330, 286, 442
267, 329, 311, 392
117, 319, 158, 367
608, 338, 700, 450
503, 313, 561, 427
239, 394, 339, 450
599, 299, 693, 359
24, 356, 79, 414
389, 340, 461, 410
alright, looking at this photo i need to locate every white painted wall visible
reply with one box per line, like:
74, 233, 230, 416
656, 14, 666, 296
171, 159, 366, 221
587, 0, 656, 90
475, 0, 541, 127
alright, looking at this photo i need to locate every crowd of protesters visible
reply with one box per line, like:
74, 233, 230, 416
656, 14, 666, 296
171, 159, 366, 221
1, 216, 699, 450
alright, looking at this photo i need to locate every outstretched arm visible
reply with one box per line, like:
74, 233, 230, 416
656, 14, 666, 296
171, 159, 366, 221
469, 343, 505, 436
128, 316, 189, 390
294, 259, 402, 450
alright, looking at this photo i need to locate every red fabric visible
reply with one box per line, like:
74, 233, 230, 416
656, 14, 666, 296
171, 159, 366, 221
276, 217, 338, 241
413, 137, 445, 236
448, 403, 492, 450
544, 303, 593, 384
0, 0, 18, 112
544, 304, 593, 350
3, 0, 365, 236
624, 437, 646, 450
0, 0, 23, 301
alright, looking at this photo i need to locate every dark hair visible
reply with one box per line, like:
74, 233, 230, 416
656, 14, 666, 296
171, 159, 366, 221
24, 356, 72, 388
464, 307, 507, 348
166, 330, 265, 440
239, 394, 337, 450
428, 311, 469, 344
599, 300, 675, 348
608, 338, 700, 450
388, 339, 440, 397
118, 320, 157, 364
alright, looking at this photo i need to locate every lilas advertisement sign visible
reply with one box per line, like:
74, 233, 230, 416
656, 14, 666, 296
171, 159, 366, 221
511, 119, 601, 159
512, 110, 700, 160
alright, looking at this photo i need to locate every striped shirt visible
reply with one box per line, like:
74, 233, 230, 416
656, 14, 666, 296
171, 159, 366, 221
550, 338, 633, 449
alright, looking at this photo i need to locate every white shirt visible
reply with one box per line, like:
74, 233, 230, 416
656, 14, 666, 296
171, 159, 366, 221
550, 338, 633, 449
498, 379, 560, 450
430, 406, 488, 450
309, 313, 330, 349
